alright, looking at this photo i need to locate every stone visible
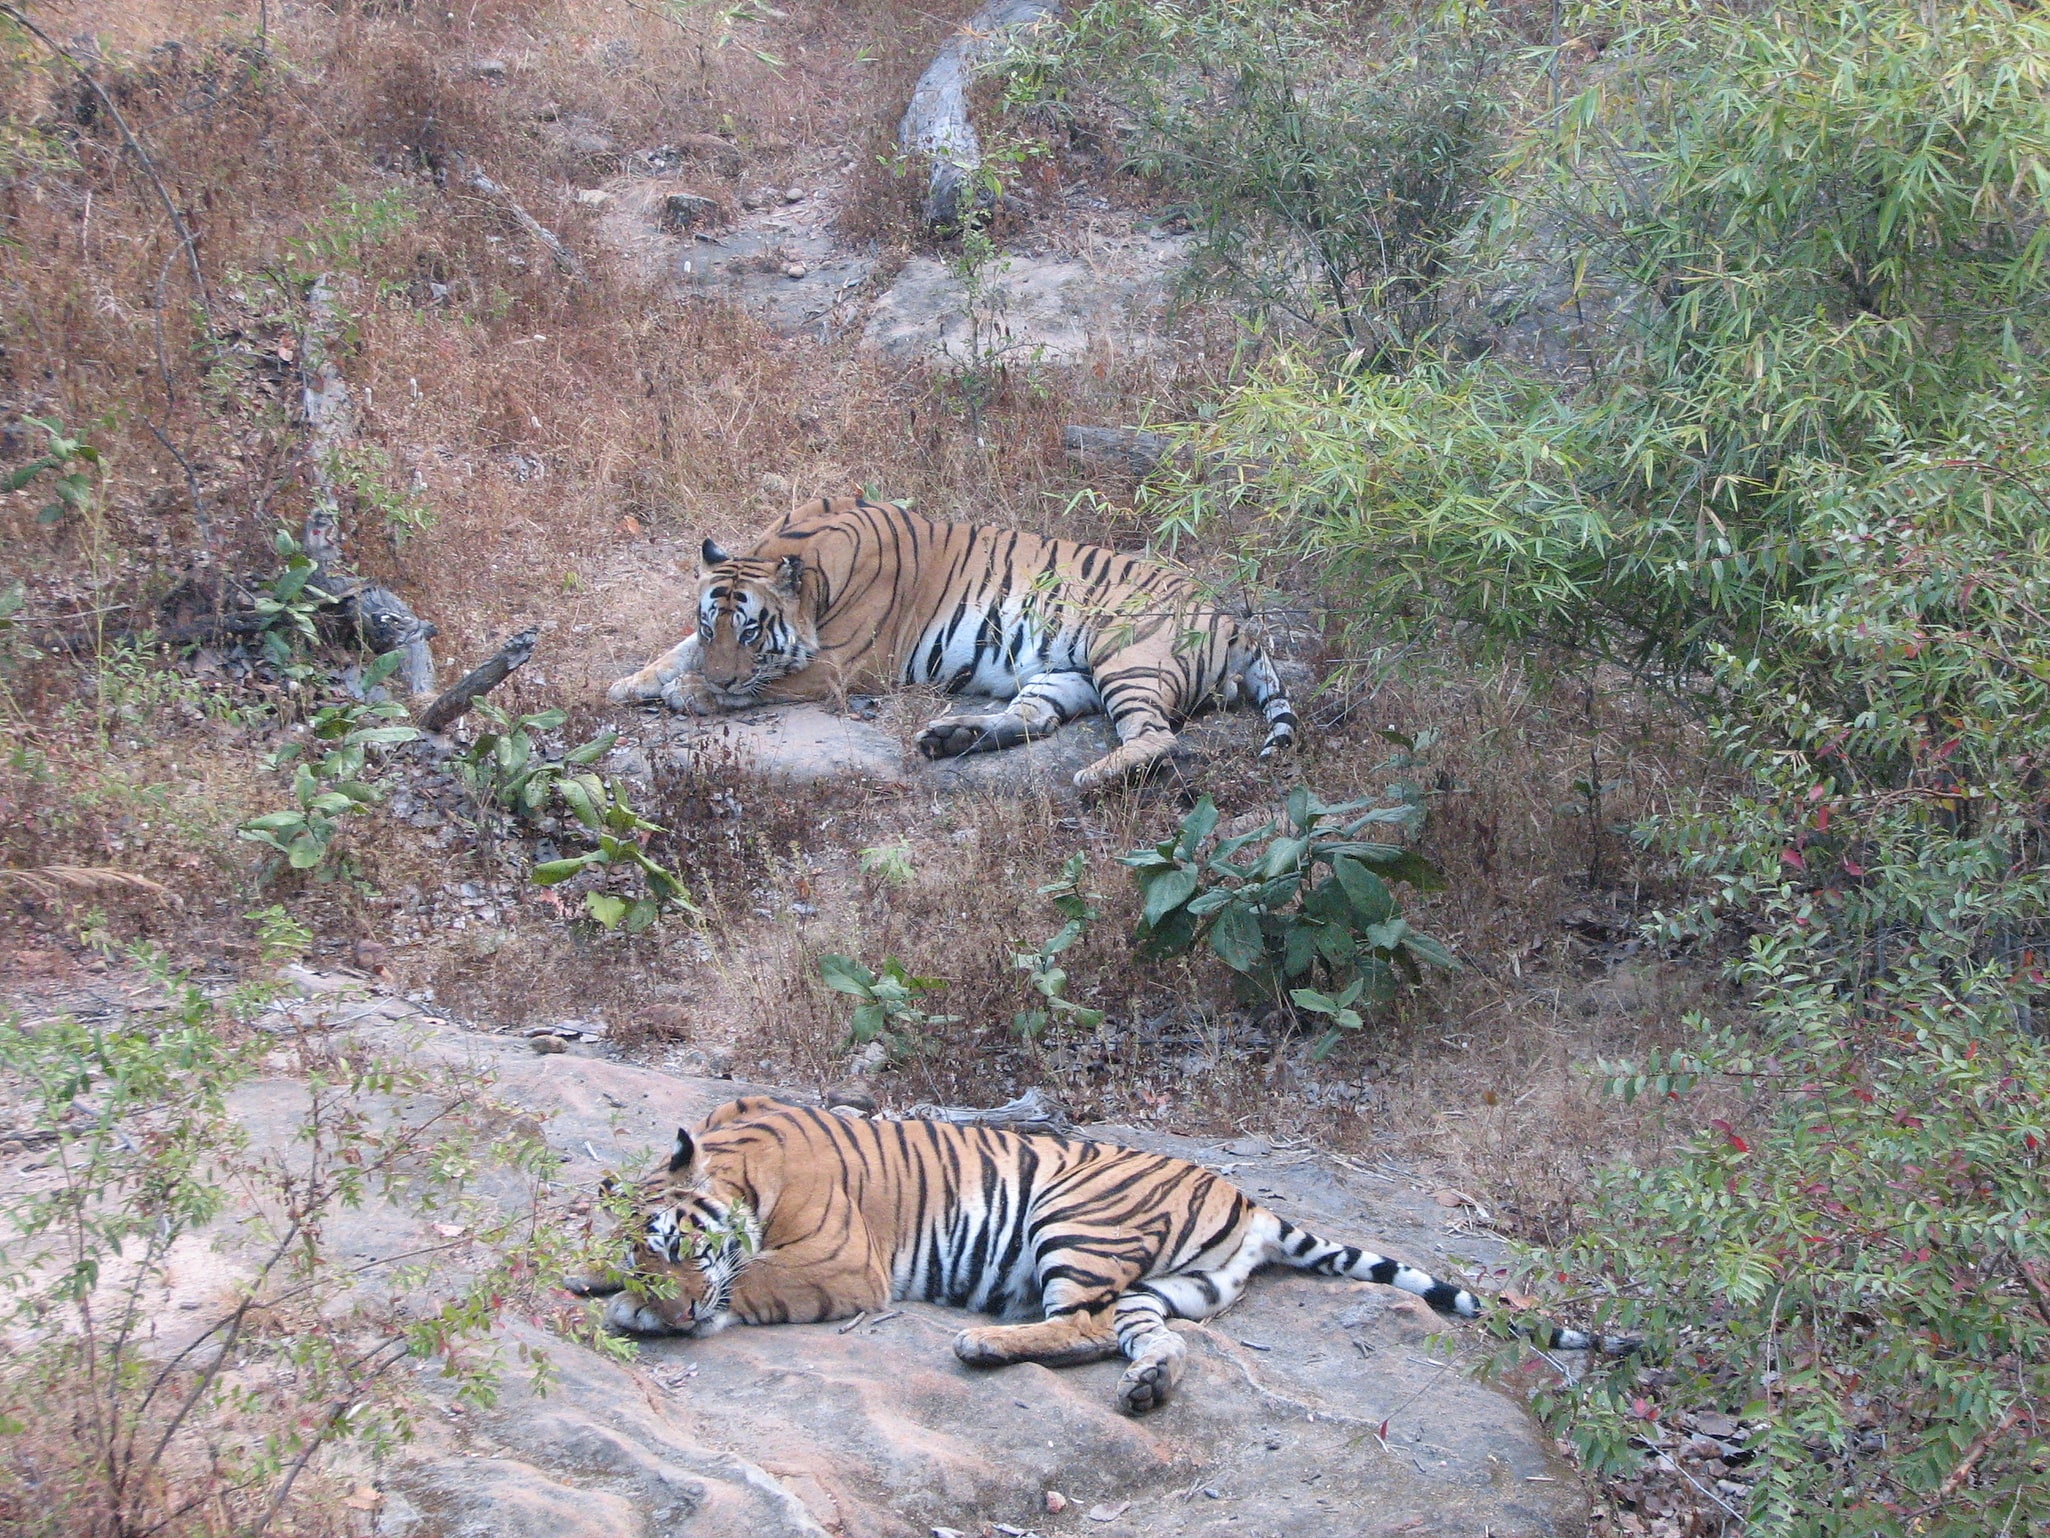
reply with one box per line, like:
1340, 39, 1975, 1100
662, 193, 722, 234
781, 186, 804, 203
654, 704, 908, 788
783, 263, 808, 280
127, 969, 1584, 1534
676, 133, 743, 180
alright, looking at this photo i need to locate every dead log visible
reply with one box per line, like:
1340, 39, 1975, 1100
418, 627, 538, 733
1062, 424, 1183, 479
1063, 423, 1272, 486
300, 275, 439, 699
453, 153, 586, 281
899, 0, 1059, 230
904, 1087, 1073, 1136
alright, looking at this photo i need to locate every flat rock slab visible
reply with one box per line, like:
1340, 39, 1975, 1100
6, 978, 1585, 1538
293, 1012, 1580, 1538
636, 702, 1255, 796
863, 243, 1189, 364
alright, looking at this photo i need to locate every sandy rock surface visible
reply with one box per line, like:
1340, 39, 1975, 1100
185, 987, 1585, 1538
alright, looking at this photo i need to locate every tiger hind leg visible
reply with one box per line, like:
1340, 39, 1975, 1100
1235, 645, 1300, 759
1110, 1229, 1272, 1414
916, 669, 1100, 760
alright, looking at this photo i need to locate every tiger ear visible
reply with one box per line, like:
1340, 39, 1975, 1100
773, 553, 805, 599
667, 1128, 696, 1174
701, 537, 732, 568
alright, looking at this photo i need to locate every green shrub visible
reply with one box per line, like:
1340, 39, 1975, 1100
818, 954, 959, 1062
530, 775, 696, 931
1120, 789, 1452, 1047
1140, 2, 2050, 1527
1010, 0, 1502, 362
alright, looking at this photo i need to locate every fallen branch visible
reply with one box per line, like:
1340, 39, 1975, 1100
1062, 423, 1268, 486
899, 0, 1060, 230
903, 1087, 1072, 1135
419, 627, 539, 733
452, 153, 586, 281
298, 275, 439, 698
1062, 424, 1182, 480
0, 866, 172, 902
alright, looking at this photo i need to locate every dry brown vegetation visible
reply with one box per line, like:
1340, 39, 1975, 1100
1, 0, 1722, 1259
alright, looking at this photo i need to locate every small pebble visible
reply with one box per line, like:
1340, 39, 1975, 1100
782, 186, 804, 203
783, 263, 807, 279
1043, 1490, 1068, 1514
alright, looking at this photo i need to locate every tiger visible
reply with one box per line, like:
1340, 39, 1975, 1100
604, 495, 1300, 791
569, 1098, 1629, 1416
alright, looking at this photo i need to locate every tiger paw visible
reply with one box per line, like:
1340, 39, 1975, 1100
607, 670, 660, 705
916, 715, 1027, 759
659, 674, 722, 715
953, 1327, 1013, 1368
1114, 1356, 1180, 1415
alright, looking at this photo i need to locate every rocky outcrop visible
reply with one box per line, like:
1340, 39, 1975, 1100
147, 987, 1587, 1538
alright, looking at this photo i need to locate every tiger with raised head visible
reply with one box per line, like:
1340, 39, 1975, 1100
605, 495, 1300, 790
572, 1099, 1628, 1415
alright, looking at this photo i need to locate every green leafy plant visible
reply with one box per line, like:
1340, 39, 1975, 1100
856, 842, 915, 886
328, 442, 436, 543
817, 953, 959, 1061
251, 527, 336, 674
239, 652, 419, 870
530, 775, 695, 931
246, 903, 315, 965
4, 414, 100, 525
1013, 852, 1105, 1039
455, 702, 615, 822
1120, 789, 1453, 1016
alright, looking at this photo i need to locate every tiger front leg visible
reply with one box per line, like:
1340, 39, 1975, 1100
916, 669, 1099, 760
606, 636, 722, 714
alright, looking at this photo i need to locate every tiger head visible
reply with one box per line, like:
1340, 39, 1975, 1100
691, 538, 819, 704
589, 1126, 760, 1337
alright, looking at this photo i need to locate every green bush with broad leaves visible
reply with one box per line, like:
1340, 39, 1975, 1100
530, 775, 695, 932
455, 701, 616, 822
1144, 0, 2050, 1529
818, 953, 959, 1062
238, 651, 420, 870
1120, 790, 1453, 1044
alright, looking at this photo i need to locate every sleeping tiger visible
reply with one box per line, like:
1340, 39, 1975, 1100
571, 1099, 1627, 1415
604, 494, 1299, 790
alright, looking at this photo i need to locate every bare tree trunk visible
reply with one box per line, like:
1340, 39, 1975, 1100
899, 0, 1060, 230
300, 276, 439, 700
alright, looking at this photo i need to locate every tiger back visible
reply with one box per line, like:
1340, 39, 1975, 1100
605, 495, 1300, 790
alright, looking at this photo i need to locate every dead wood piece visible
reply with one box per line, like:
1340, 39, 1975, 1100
899, 0, 1060, 229
419, 627, 539, 733
455, 154, 587, 281
903, 1087, 1073, 1136
1064, 423, 1271, 487
298, 275, 439, 698
1062, 424, 1185, 479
